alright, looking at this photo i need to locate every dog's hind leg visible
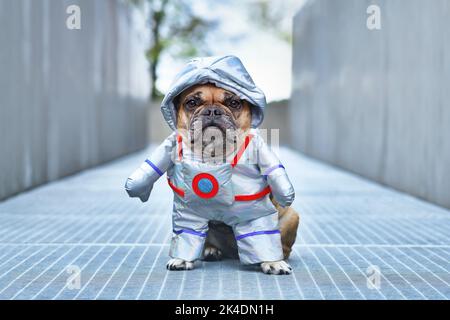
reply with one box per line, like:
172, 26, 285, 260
279, 208, 300, 259
202, 245, 223, 261
203, 221, 238, 261
271, 197, 300, 260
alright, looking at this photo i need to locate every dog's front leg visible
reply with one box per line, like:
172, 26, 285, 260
166, 258, 195, 271
166, 258, 194, 271
261, 260, 292, 275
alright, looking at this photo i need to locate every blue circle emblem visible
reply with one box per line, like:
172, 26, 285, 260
197, 178, 213, 193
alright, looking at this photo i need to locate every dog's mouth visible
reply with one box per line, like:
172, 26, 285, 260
187, 116, 238, 161
189, 116, 237, 145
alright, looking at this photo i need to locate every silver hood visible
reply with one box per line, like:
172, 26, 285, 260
160, 55, 266, 130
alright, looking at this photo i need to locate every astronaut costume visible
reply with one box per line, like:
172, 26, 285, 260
125, 55, 295, 265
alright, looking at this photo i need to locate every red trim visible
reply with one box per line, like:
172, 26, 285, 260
177, 134, 183, 161
231, 134, 253, 167
167, 178, 185, 197
234, 186, 271, 201
168, 133, 268, 201
167, 180, 270, 201
192, 173, 219, 199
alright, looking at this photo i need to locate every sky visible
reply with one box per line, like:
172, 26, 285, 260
156, 0, 307, 102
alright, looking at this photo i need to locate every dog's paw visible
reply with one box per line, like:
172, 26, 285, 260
166, 258, 194, 271
202, 245, 223, 261
261, 260, 292, 275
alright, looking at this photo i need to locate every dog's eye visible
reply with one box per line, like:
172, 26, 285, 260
228, 99, 242, 109
185, 99, 197, 109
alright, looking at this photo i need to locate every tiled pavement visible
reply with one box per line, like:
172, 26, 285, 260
0, 147, 449, 300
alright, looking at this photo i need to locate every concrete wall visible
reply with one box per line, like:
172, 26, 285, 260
148, 101, 172, 144
0, 0, 150, 200
290, 0, 450, 208
260, 100, 291, 147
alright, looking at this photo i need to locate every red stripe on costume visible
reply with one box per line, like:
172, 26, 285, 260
231, 134, 253, 168
234, 186, 271, 201
177, 134, 183, 161
167, 178, 185, 197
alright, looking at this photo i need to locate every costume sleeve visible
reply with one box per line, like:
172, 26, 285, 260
255, 135, 295, 207
125, 133, 176, 202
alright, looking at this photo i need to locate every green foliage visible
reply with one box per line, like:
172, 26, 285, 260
246, 0, 293, 43
129, 0, 216, 100
129, 0, 293, 100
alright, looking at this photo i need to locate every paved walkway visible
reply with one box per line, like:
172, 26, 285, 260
0, 147, 449, 300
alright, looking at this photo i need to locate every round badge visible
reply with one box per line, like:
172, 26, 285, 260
192, 173, 219, 199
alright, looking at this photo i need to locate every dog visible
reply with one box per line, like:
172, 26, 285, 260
166, 83, 300, 274
126, 55, 299, 274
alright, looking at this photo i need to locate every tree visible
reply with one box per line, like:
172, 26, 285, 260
130, 0, 216, 100
246, 0, 296, 44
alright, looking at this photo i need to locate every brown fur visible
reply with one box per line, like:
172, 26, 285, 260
175, 83, 300, 260
176, 83, 252, 133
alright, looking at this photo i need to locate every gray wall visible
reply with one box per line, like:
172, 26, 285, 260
290, 0, 450, 208
148, 101, 172, 144
0, 0, 150, 200
260, 100, 291, 147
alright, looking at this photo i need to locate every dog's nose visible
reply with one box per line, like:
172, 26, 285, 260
201, 106, 224, 117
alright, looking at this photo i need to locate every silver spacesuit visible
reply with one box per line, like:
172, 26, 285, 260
125, 55, 295, 264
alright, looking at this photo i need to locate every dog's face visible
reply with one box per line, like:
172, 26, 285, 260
175, 83, 251, 159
